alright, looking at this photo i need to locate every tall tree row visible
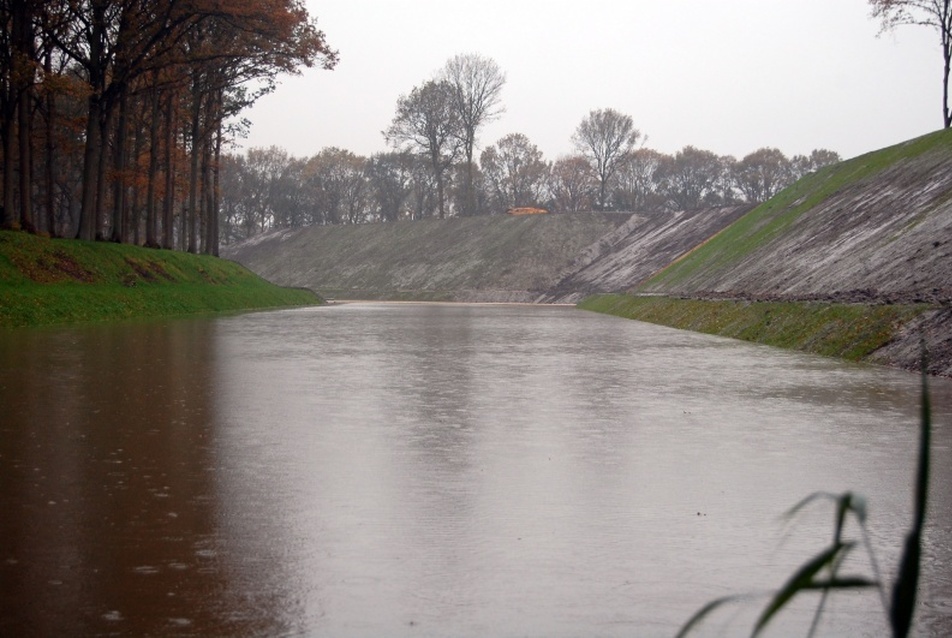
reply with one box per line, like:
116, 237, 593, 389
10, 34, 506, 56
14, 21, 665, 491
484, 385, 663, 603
0, 0, 336, 255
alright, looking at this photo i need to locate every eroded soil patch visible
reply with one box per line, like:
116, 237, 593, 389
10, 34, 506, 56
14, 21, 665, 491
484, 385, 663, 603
12, 248, 97, 283
123, 256, 176, 284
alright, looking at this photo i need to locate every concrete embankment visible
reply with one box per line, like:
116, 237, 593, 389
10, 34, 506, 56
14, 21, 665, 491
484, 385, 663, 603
621, 128, 952, 377
638, 129, 952, 305
223, 207, 755, 303
224, 213, 636, 302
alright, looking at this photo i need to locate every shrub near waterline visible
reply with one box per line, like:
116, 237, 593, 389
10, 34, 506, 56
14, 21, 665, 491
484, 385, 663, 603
578, 294, 930, 362
0, 231, 319, 327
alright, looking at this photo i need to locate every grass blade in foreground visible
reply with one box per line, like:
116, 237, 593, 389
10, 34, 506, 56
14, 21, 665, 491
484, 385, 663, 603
889, 359, 931, 638
675, 363, 933, 637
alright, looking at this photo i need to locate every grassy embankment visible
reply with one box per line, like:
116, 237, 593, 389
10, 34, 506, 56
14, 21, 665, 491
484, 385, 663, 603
580, 131, 951, 365
578, 294, 930, 362
0, 230, 319, 328
640, 127, 952, 293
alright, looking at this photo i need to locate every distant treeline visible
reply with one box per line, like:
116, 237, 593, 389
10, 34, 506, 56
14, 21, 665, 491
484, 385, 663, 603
220, 53, 839, 245
219, 142, 839, 245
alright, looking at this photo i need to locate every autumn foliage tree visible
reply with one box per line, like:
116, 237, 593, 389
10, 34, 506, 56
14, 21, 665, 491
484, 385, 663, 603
0, 0, 335, 255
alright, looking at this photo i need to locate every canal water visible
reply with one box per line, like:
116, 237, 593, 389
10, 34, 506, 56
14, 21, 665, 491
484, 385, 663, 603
1, 302, 951, 637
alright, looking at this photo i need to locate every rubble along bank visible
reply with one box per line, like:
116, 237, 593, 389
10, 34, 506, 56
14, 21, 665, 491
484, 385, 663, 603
578, 294, 951, 377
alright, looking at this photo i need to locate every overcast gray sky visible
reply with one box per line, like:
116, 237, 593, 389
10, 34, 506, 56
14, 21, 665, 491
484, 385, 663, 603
239, 0, 940, 162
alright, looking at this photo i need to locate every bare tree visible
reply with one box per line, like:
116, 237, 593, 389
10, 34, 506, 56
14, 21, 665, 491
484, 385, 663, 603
790, 148, 842, 179
440, 53, 505, 216
548, 155, 595, 213
655, 146, 725, 210
714, 154, 741, 205
480, 133, 547, 213
613, 148, 667, 212
385, 79, 462, 219
242, 145, 290, 233
870, 0, 952, 127
307, 148, 368, 225
572, 108, 642, 210
366, 151, 415, 222
732, 147, 793, 203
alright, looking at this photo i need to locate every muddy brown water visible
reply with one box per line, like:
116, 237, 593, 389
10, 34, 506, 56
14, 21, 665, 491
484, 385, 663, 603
2, 302, 951, 637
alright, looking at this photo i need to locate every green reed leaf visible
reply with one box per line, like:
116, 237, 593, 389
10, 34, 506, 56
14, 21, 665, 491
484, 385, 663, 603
751, 541, 858, 637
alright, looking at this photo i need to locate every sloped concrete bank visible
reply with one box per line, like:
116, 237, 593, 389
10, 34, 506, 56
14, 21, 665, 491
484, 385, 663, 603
224, 213, 633, 302
637, 129, 952, 304
223, 207, 755, 303
537, 205, 755, 303
617, 128, 952, 377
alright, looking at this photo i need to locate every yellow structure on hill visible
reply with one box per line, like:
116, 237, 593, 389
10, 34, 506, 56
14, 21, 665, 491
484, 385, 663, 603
506, 207, 548, 215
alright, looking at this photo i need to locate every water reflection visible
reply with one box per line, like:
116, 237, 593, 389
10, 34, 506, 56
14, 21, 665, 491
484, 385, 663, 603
1, 303, 951, 636
0, 320, 299, 636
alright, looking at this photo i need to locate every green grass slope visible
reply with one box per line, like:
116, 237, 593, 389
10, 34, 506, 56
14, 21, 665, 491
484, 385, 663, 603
0, 231, 318, 327
639, 128, 952, 302
579, 293, 932, 363
581, 130, 952, 376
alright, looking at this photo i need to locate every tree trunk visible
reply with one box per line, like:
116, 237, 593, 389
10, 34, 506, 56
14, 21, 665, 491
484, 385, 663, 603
14, 6, 34, 233
145, 84, 160, 247
179, 198, 187, 251
204, 101, 222, 256
187, 76, 202, 253
1, 114, 15, 228
110, 84, 128, 242
95, 104, 114, 240
162, 92, 175, 249
44, 53, 57, 237
210, 126, 221, 256
463, 144, 475, 216
77, 95, 102, 240
944, 30, 951, 128
131, 121, 144, 244
2, 0, 31, 230
430, 148, 446, 219
435, 172, 446, 219
17, 86, 33, 231
77, 1, 108, 241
